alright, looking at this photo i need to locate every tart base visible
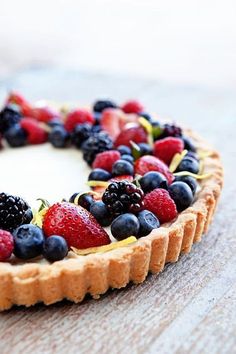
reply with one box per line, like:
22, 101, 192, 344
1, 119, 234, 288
0, 130, 223, 311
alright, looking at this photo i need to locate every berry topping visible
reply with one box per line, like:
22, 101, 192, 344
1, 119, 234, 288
69, 192, 95, 211
0, 193, 32, 231
120, 154, 134, 164
134, 155, 174, 184
92, 150, 121, 173
168, 181, 194, 212
90, 201, 112, 227
139, 171, 168, 193
49, 126, 70, 148
100, 108, 137, 139
153, 137, 184, 165
71, 123, 92, 148
43, 202, 111, 249
133, 143, 153, 158
137, 210, 160, 237
82, 131, 113, 165
174, 175, 198, 195
20, 118, 48, 144
43, 235, 68, 262
13, 224, 45, 260
0, 230, 14, 261
31, 106, 60, 123
121, 100, 144, 114
177, 156, 200, 174
65, 109, 95, 132
0, 105, 22, 134
143, 188, 177, 223
93, 99, 117, 113
117, 145, 132, 155
6, 91, 33, 117
4, 124, 27, 147
181, 135, 196, 152
88, 168, 112, 181
114, 126, 148, 148
112, 159, 134, 176
160, 123, 182, 139
102, 181, 144, 216
111, 213, 140, 240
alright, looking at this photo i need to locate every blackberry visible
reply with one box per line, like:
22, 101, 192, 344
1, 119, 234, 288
82, 131, 113, 165
93, 99, 117, 113
102, 181, 144, 216
0, 193, 31, 231
72, 123, 92, 148
160, 123, 182, 139
0, 105, 22, 134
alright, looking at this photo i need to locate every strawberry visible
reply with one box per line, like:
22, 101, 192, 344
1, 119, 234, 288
31, 106, 60, 123
134, 155, 174, 184
6, 91, 33, 117
43, 202, 111, 249
65, 109, 94, 132
144, 188, 177, 223
114, 125, 148, 148
20, 118, 48, 144
100, 108, 138, 139
153, 137, 184, 165
92, 150, 121, 172
121, 100, 144, 114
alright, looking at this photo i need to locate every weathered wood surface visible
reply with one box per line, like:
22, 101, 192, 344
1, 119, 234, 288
0, 69, 235, 354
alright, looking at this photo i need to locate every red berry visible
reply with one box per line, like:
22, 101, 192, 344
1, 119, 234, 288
92, 150, 121, 172
6, 91, 33, 117
153, 137, 184, 165
100, 108, 138, 139
134, 155, 174, 184
114, 125, 148, 148
20, 118, 48, 144
65, 109, 95, 132
144, 188, 177, 223
43, 202, 111, 249
121, 100, 144, 114
31, 106, 60, 123
0, 229, 14, 261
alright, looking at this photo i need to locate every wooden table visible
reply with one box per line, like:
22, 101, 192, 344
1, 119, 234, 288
0, 69, 235, 354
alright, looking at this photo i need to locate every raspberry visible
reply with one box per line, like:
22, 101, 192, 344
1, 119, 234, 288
121, 100, 144, 114
65, 109, 95, 132
92, 150, 121, 172
0, 230, 14, 261
114, 126, 147, 148
20, 118, 48, 144
153, 137, 184, 165
143, 188, 177, 223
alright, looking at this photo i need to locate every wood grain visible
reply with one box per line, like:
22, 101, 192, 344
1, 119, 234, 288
0, 69, 235, 354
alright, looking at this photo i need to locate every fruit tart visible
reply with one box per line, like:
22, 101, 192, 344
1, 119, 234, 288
0, 93, 223, 311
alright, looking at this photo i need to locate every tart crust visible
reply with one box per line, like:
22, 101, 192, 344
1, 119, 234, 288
0, 129, 223, 311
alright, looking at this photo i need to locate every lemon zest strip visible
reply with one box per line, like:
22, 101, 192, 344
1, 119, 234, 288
169, 149, 188, 173
173, 171, 212, 180
138, 117, 153, 146
87, 180, 109, 188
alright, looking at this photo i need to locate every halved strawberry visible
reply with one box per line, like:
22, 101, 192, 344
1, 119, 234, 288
31, 106, 60, 123
101, 108, 138, 139
114, 125, 148, 147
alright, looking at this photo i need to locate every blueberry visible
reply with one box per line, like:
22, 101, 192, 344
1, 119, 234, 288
186, 151, 199, 161
112, 160, 134, 176
139, 172, 168, 193
111, 213, 140, 240
47, 119, 63, 128
69, 192, 95, 211
117, 145, 132, 155
49, 126, 70, 148
43, 235, 68, 262
4, 124, 27, 147
93, 99, 117, 113
138, 112, 152, 122
13, 224, 45, 259
168, 181, 193, 212
174, 175, 198, 195
90, 201, 112, 226
137, 143, 153, 156
121, 154, 134, 164
88, 168, 111, 181
137, 210, 160, 237
0, 105, 22, 134
177, 157, 199, 174
181, 135, 196, 152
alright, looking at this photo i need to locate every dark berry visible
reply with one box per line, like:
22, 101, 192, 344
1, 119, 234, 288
0, 193, 31, 231
138, 112, 152, 122
69, 192, 95, 211
90, 201, 112, 227
137, 210, 160, 237
93, 99, 117, 113
88, 168, 111, 181
82, 131, 113, 165
49, 126, 70, 148
186, 151, 199, 161
4, 124, 27, 147
43, 235, 68, 262
177, 157, 199, 174
13, 224, 45, 259
137, 143, 153, 156
72, 123, 92, 148
139, 171, 168, 193
22, 208, 33, 224
111, 213, 140, 240
47, 119, 63, 128
0, 105, 22, 134
168, 181, 193, 212
181, 135, 196, 152
112, 160, 134, 176
117, 145, 132, 155
91, 125, 101, 134
160, 123, 182, 139
121, 154, 134, 164
174, 175, 198, 195
93, 112, 102, 125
